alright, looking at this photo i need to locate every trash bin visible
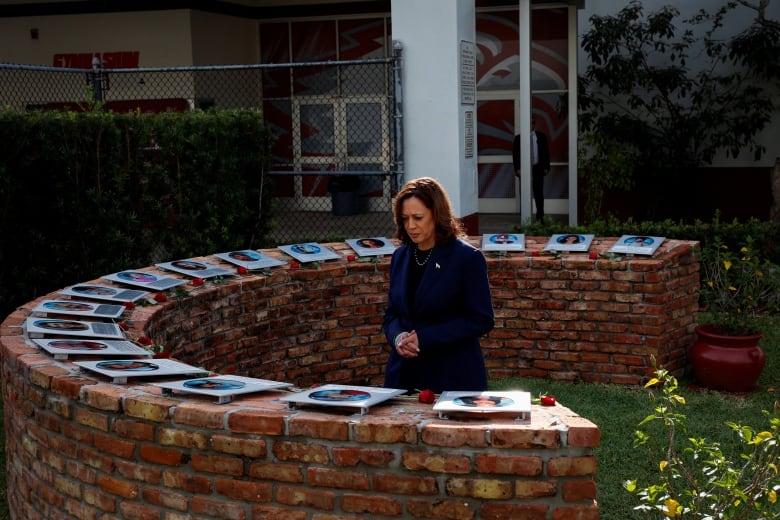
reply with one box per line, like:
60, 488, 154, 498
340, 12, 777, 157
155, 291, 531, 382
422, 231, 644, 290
328, 175, 361, 216
331, 191, 360, 216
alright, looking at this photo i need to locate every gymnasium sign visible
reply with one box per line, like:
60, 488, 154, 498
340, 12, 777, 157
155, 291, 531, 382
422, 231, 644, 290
53, 51, 140, 68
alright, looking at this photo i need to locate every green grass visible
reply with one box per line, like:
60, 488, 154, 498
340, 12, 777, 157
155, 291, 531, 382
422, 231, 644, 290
1, 317, 777, 519
492, 315, 780, 519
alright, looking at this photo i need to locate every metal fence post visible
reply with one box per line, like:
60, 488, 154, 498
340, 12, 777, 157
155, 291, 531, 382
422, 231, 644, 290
392, 40, 404, 193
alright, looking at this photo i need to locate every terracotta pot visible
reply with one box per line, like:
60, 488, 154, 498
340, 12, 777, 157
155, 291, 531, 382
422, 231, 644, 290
690, 324, 765, 392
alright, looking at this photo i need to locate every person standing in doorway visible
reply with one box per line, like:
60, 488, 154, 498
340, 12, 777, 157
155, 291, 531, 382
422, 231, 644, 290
382, 177, 495, 394
512, 118, 550, 221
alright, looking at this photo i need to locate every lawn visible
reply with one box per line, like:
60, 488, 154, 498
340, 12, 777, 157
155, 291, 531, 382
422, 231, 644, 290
492, 315, 780, 519
0, 317, 777, 519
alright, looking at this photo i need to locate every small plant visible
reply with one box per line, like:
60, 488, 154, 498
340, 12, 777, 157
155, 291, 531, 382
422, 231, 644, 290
700, 237, 780, 336
624, 366, 780, 519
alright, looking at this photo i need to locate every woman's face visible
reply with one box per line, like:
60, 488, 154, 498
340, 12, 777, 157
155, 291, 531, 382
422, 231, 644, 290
401, 196, 436, 250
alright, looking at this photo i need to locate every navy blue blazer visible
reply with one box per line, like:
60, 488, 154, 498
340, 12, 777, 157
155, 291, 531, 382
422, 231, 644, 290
383, 238, 495, 393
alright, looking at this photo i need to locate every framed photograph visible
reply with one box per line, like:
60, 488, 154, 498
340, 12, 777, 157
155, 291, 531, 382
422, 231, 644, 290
74, 358, 208, 384
345, 237, 397, 257
481, 233, 526, 252
280, 384, 406, 415
608, 235, 665, 256
31, 338, 152, 360
278, 243, 341, 263
156, 259, 234, 279
433, 391, 532, 419
214, 250, 287, 270
103, 271, 187, 291
543, 234, 595, 253
32, 299, 125, 319
24, 318, 125, 340
154, 375, 292, 404
61, 284, 150, 303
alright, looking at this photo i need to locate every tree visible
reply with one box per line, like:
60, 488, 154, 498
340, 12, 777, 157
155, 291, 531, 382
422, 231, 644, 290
578, 0, 780, 221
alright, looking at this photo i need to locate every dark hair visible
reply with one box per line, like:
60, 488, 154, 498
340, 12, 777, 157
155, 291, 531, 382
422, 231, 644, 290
392, 177, 465, 245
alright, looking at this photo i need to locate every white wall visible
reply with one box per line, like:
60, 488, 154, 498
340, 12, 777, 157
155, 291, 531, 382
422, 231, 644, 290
578, 0, 780, 166
391, 0, 478, 218
0, 11, 194, 66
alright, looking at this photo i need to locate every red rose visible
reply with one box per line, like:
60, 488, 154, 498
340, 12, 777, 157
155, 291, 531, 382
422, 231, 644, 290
347, 255, 356, 262
589, 252, 598, 260
191, 277, 204, 287
118, 321, 129, 331
531, 251, 540, 257
236, 266, 248, 274
418, 389, 436, 404
153, 293, 167, 303
290, 261, 300, 269
540, 395, 556, 406
138, 337, 153, 346
123, 301, 136, 310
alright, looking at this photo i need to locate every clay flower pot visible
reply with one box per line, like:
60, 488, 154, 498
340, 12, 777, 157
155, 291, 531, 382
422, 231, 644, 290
690, 324, 765, 392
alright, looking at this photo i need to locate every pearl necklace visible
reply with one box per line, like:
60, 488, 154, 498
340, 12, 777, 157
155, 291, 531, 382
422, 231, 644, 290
413, 246, 433, 267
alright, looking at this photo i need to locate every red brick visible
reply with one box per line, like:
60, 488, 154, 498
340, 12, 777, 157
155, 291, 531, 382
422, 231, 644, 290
192, 495, 247, 520
551, 502, 600, 520
481, 502, 548, 519
98, 475, 139, 499
547, 456, 597, 477
341, 493, 403, 516
475, 453, 542, 476
139, 445, 187, 467
113, 419, 155, 441
142, 487, 189, 511
216, 478, 272, 502
114, 459, 162, 484
331, 447, 395, 467
287, 414, 349, 440
251, 505, 307, 520
275, 485, 335, 510
272, 441, 329, 464
562, 480, 597, 501
191, 453, 244, 476
373, 474, 438, 495
307, 467, 370, 490
249, 462, 304, 483
162, 470, 212, 494
403, 451, 471, 474
228, 410, 286, 435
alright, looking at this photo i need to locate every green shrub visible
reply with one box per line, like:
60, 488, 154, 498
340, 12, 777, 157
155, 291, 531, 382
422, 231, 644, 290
625, 365, 780, 518
0, 109, 275, 318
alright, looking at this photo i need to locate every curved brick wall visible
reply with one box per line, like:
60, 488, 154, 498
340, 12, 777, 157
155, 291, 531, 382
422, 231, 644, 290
0, 236, 698, 519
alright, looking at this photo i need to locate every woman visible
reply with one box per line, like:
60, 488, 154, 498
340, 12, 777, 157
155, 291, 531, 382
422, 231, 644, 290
383, 177, 494, 393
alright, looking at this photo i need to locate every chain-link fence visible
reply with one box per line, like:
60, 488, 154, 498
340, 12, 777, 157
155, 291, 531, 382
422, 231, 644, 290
0, 58, 402, 244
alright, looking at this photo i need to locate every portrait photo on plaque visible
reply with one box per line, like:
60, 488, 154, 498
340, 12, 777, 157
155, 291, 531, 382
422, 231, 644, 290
156, 258, 234, 279
481, 233, 526, 252
280, 384, 406, 414
214, 250, 287, 270
543, 234, 595, 253
32, 338, 153, 360
608, 235, 666, 256
345, 237, 397, 257
433, 390, 532, 419
32, 299, 125, 319
74, 358, 208, 383
60, 284, 150, 303
24, 318, 125, 339
278, 242, 341, 263
104, 271, 187, 291
154, 375, 292, 403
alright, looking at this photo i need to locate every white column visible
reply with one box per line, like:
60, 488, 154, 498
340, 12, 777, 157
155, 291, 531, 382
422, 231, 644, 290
518, 0, 533, 223
391, 0, 477, 220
